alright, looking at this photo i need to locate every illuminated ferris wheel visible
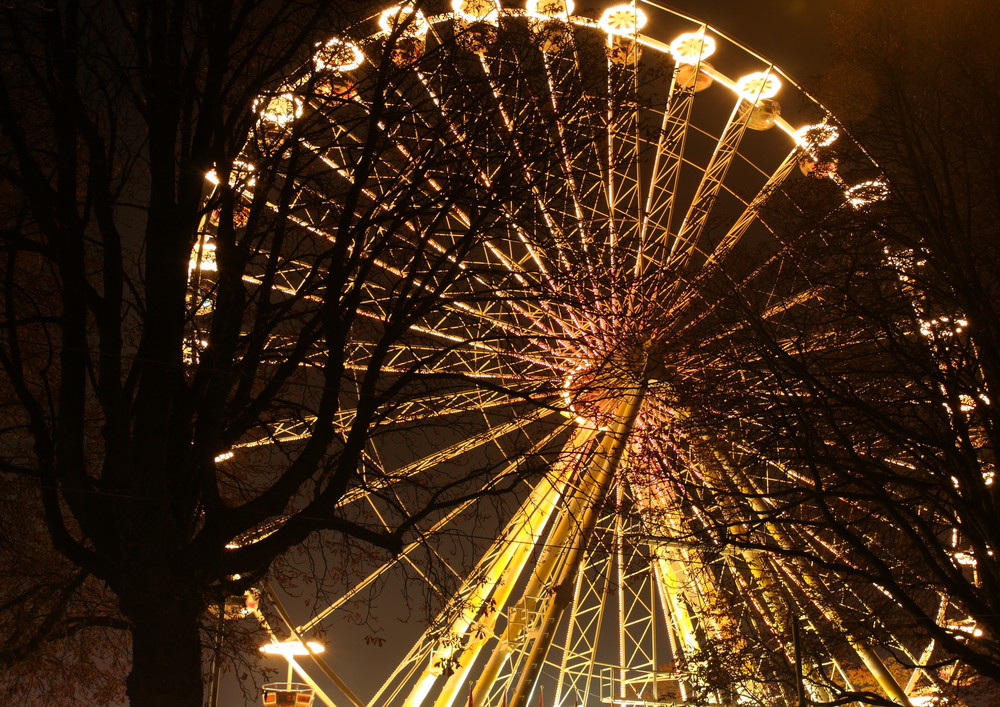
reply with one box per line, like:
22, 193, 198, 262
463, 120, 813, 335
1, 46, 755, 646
189, 1, 951, 706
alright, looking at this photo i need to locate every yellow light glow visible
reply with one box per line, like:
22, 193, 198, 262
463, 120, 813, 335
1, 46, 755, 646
735, 72, 781, 101
314, 37, 365, 72
845, 179, 888, 209
598, 4, 648, 35
378, 6, 430, 36
451, 0, 500, 22
945, 617, 982, 639
254, 94, 304, 126
795, 123, 839, 149
525, 0, 574, 18
669, 32, 715, 64
205, 160, 256, 189
559, 366, 611, 432
189, 241, 217, 274
951, 551, 977, 566
260, 640, 326, 657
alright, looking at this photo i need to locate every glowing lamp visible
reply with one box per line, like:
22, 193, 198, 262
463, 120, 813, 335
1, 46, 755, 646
378, 6, 429, 36
845, 179, 889, 209
260, 640, 325, 657
795, 123, 839, 149
598, 4, 647, 35
255, 94, 303, 127
189, 241, 217, 272
735, 72, 781, 101
314, 38, 365, 72
669, 32, 715, 64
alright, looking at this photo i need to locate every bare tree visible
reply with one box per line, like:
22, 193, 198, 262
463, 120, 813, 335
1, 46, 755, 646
0, 2, 562, 705
663, 1, 1000, 703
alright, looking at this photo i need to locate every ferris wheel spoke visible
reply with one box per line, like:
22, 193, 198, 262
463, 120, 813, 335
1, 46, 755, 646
229, 231, 573, 369
470, 56, 599, 312
297, 105, 566, 314
536, 51, 604, 290
691, 148, 799, 274
374, 422, 601, 707
387, 61, 613, 343
338, 407, 560, 510
408, 65, 565, 288
211, 5, 918, 707
550, 543, 613, 707
665, 96, 757, 273
296, 145, 576, 346
603, 37, 647, 281
219, 382, 552, 464
636, 79, 698, 276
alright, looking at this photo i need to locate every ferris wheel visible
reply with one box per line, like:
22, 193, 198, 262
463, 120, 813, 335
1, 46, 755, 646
189, 1, 948, 706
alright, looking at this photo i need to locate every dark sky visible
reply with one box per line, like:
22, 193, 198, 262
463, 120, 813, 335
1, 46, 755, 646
656, 0, 835, 79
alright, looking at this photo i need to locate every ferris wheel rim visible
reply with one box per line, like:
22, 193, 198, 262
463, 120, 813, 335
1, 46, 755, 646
198, 3, 937, 707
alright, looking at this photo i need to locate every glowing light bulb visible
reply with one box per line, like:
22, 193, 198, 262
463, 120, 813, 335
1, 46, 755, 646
669, 32, 715, 64
260, 640, 326, 657
255, 94, 303, 126
598, 4, 648, 35
378, 6, 429, 36
795, 123, 839, 149
735, 72, 781, 101
845, 179, 889, 209
314, 37, 365, 72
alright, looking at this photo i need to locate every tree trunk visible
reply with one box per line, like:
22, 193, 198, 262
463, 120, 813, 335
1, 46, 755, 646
124, 584, 205, 707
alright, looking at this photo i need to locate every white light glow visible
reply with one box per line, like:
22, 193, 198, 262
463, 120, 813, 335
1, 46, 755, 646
735, 72, 781, 101
946, 619, 983, 638
598, 4, 648, 35
951, 551, 977, 566
205, 160, 256, 189
920, 316, 964, 338
795, 123, 839, 149
260, 640, 326, 657
214, 450, 234, 462
254, 94, 304, 126
845, 179, 889, 209
190, 242, 217, 272
669, 32, 715, 64
378, 6, 430, 36
314, 37, 365, 72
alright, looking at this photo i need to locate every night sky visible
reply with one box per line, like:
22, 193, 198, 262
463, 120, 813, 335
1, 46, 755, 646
656, 0, 834, 81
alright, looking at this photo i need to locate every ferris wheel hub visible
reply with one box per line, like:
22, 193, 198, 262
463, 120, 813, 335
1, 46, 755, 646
559, 344, 653, 428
